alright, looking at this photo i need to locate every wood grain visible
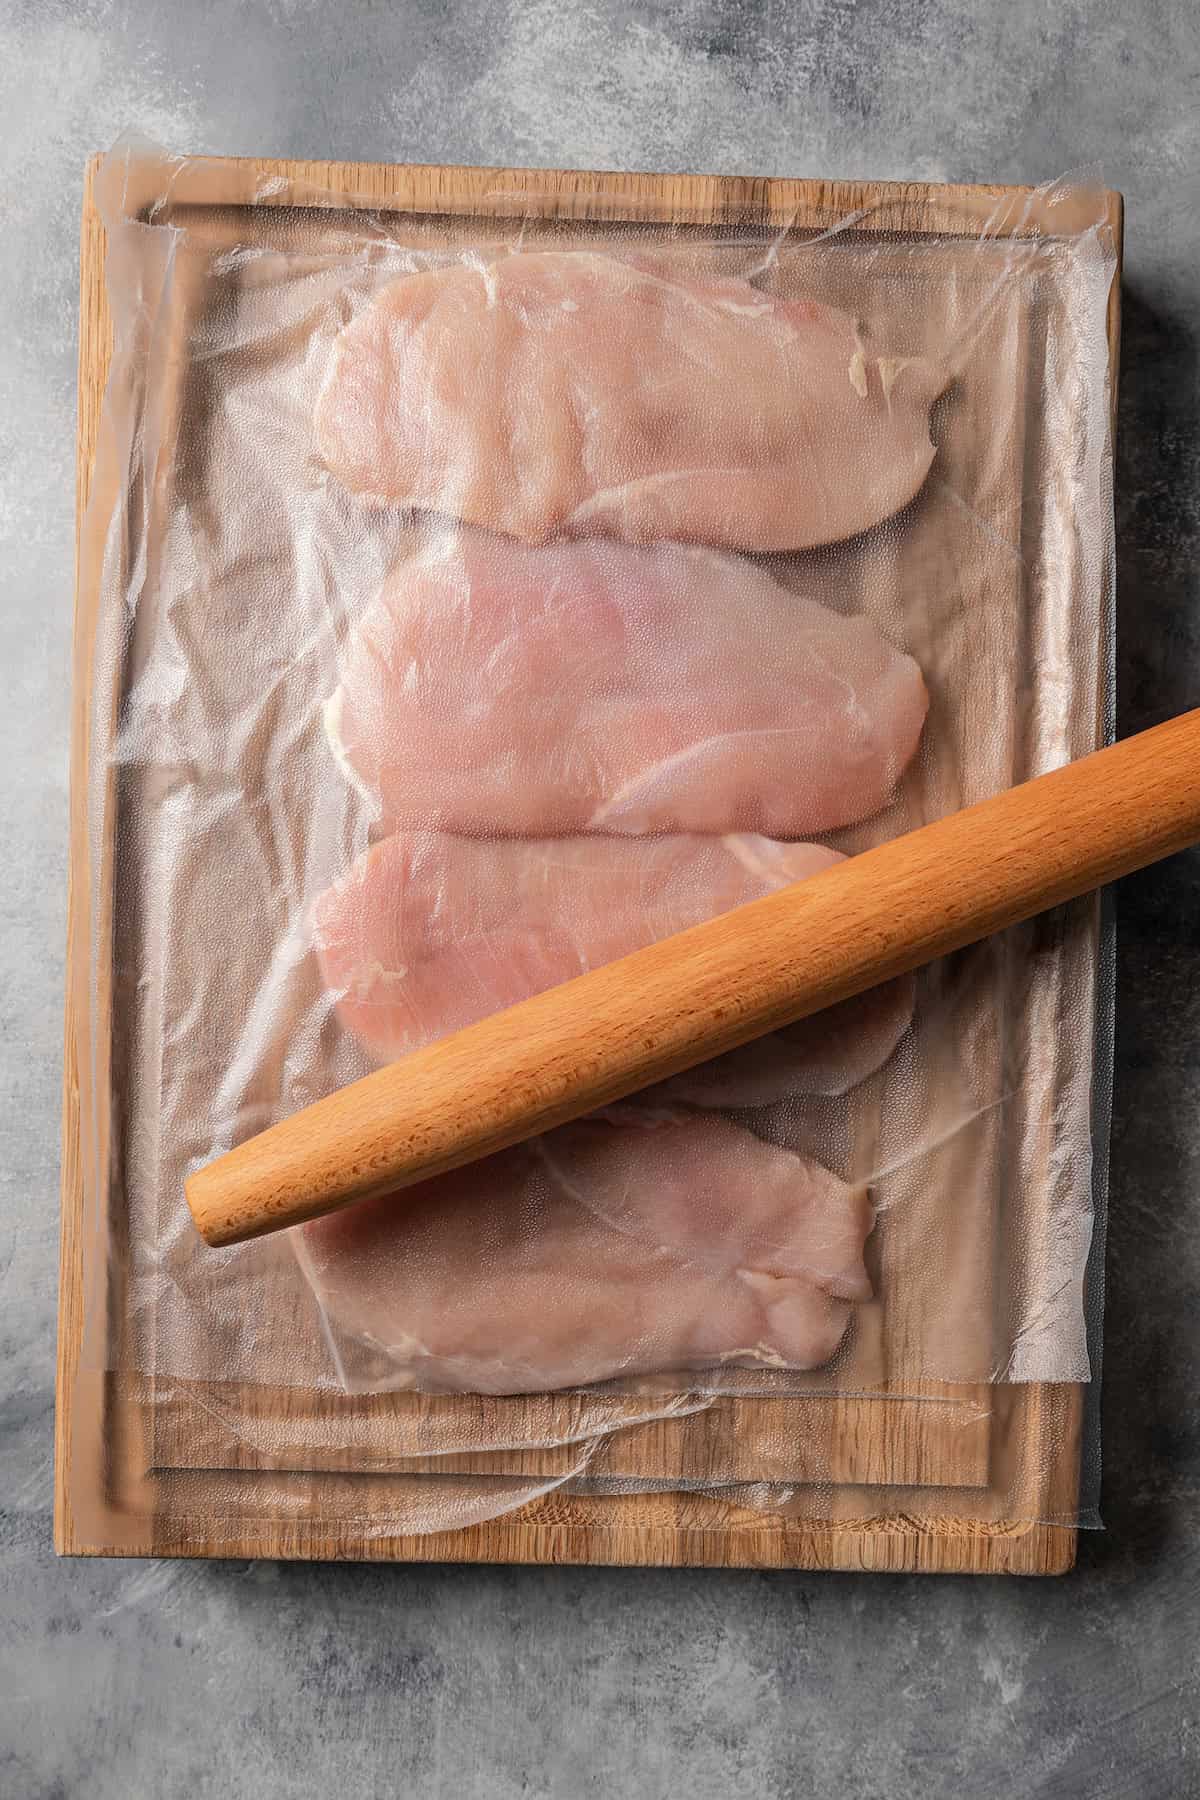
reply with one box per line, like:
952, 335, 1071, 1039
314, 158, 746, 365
57, 149, 1121, 1570
54, 157, 113, 1559
113, 150, 1120, 240
147, 1375, 991, 1487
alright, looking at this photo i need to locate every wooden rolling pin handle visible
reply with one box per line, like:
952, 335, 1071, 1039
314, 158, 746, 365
186, 710, 1200, 1248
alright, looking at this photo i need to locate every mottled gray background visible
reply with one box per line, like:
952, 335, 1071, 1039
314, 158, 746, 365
1, 2, 1198, 1795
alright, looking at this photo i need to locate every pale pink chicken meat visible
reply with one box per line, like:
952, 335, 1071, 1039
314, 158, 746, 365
325, 533, 928, 839
312, 830, 914, 1104
297, 1112, 873, 1394
314, 252, 944, 552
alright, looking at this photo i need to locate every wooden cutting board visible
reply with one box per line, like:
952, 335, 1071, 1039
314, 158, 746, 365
56, 153, 1121, 1571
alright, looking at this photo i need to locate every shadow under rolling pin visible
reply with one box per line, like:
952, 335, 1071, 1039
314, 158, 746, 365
186, 709, 1200, 1248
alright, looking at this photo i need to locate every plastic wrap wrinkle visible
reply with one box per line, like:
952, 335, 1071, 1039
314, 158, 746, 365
78, 140, 1116, 1533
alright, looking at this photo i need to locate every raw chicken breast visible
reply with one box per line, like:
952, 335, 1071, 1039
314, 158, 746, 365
325, 533, 928, 838
315, 252, 944, 552
297, 1112, 874, 1394
312, 831, 913, 1101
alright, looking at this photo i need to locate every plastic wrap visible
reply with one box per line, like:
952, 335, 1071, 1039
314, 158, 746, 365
74, 141, 1118, 1536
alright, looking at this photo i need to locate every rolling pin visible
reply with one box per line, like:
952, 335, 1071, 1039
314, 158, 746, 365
187, 709, 1200, 1248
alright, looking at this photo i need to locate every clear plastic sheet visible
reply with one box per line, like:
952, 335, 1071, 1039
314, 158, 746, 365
75, 141, 1117, 1535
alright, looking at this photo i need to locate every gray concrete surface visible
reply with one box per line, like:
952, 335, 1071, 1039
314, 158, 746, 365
2, 2, 1198, 1795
